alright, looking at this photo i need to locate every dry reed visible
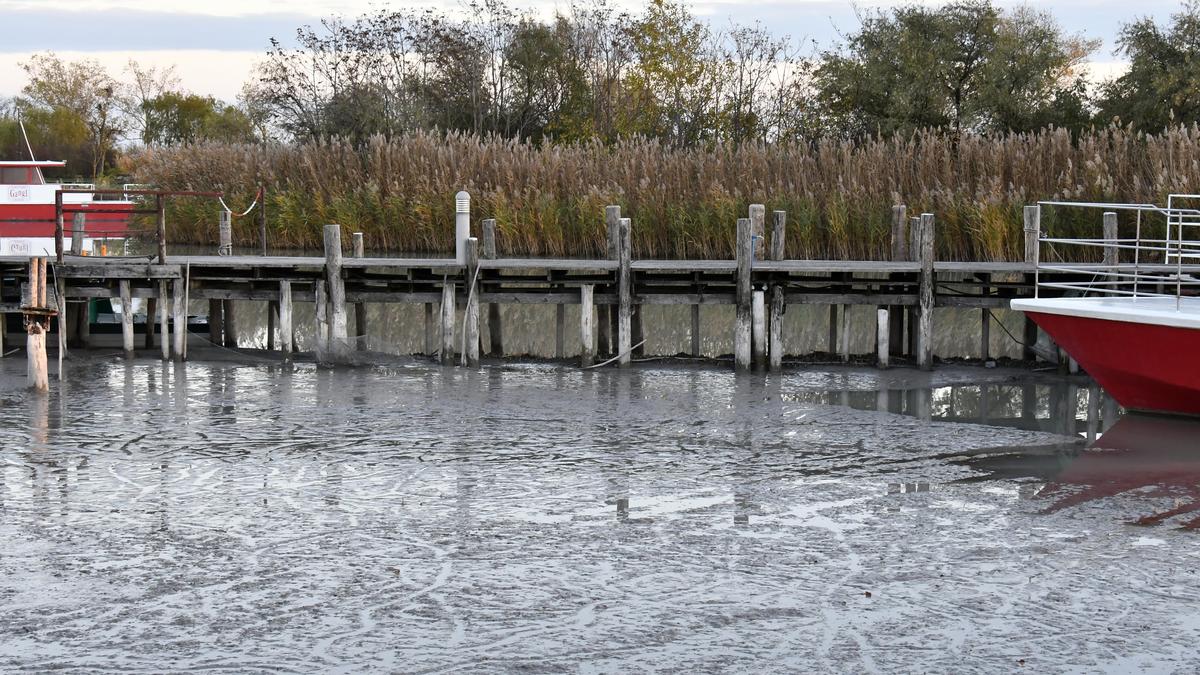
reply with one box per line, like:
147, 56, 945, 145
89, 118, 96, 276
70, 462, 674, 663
130, 125, 1200, 260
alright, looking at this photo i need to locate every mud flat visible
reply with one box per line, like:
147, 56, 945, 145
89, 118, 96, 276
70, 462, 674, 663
0, 358, 1196, 672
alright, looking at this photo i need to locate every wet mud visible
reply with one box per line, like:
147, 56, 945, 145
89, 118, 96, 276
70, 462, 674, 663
1, 358, 1198, 672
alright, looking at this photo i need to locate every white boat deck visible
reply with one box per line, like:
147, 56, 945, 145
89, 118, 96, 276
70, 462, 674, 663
1012, 296, 1200, 330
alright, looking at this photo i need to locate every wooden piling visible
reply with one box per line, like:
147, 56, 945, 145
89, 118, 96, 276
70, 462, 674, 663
120, 280, 134, 359
440, 279, 456, 365
172, 278, 186, 361
1103, 212, 1119, 268
618, 216, 633, 367
25, 257, 49, 391
158, 280, 170, 361
580, 284, 595, 367
324, 224, 348, 357
690, 302, 701, 357
218, 209, 232, 255
769, 286, 784, 371
877, 308, 889, 369
278, 280, 293, 360
464, 237, 480, 367
916, 213, 935, 370
606, 205, 621, 356
71, 212, 85, 255
314, 279, 329, 355
980, 274, 991, 361
267, 301, 277, 351
352, 232, 366, 351
156, 193, 167, 264
839, 303, 851, 362
752, 289, 766, 369
734, 217, 752, 372
888, 206, 906, 356
482, 219, 503, 356
749, 204, 766, 260
827, 305, 838, 355
771, 210, 786, 261
144, 298, 156, 350
1023, 205, 1041, 361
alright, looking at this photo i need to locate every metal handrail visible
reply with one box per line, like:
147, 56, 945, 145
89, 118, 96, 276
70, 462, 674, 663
1035, 196, 1200, 310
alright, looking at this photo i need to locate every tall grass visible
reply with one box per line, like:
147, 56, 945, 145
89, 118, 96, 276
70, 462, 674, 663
130, 125, 1200, 260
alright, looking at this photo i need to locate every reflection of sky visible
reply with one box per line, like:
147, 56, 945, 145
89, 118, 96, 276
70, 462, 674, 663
0, 0, 1183, 100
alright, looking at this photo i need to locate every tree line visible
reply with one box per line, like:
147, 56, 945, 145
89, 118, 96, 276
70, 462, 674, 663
5, 0, 1200, 180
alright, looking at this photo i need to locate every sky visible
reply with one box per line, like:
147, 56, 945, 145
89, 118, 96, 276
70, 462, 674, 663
0, 0, 1186, 102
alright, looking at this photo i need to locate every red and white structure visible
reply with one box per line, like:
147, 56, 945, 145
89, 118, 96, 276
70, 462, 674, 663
1012, 197, 1200, 417
0, 160, 135, 257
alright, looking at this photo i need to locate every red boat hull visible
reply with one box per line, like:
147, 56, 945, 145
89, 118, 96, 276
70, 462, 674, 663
0, 202, 134, 238
1026, 311, 1200, 416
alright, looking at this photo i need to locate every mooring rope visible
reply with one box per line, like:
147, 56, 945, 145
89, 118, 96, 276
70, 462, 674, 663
218, 187, 262, 218
459, 258, 482, 366
583, 339, 648, 370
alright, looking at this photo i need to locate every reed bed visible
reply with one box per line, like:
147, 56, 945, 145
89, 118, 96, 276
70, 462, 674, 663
130, 125, 1200, 260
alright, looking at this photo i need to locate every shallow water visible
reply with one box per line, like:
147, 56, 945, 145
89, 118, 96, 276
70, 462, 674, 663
2, 356, 1199, 673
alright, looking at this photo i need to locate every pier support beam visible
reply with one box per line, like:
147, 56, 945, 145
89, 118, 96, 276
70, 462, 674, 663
464, 237, 480, 367
617, 216, 632, 366
483, 219, 502, 356
279, 280, 293, 361
916, 212, 936, 370
208, 300, 222, 346
352, 232, 367, 351
769, 286, 784, 371
1103, 211, 1119, 268
172, 278, 186, 361
314, 279, 328, 355
440, 280, 456, 365
980, 274, 991, 361
752, 288, 766, 369
324, 224, 348, 359
555, 304, 566, 359
119, 280, 134, 359
606, 206, 621, 357
580, 284, 595, 367
734, 217, 752, 372
690, 301, 701, 357
424, 303, 436, 356
876, 308, 889, 369
1023, 205, 1041, 362
888, 206, 906, 357
222, 300, 237, 348
158, 281, 170, 361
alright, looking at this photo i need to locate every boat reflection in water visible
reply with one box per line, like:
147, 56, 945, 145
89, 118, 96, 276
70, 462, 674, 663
964, 414, 1200, 527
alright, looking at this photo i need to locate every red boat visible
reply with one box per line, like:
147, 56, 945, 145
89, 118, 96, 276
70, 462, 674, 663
1, 160, 135, 257
1012, 197, 1200, 417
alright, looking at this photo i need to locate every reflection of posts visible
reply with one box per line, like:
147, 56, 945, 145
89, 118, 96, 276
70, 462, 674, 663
24, 257, 51, 392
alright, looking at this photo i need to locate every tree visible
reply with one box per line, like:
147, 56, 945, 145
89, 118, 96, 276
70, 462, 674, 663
142, 93, 257, 145
19, 53, 124, 178
1097, 1, 1200, 131
121, 60, 181, 143
814, 1, 1095, 139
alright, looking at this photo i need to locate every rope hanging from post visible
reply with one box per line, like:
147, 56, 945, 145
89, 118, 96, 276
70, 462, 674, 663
218, 186, 263, 218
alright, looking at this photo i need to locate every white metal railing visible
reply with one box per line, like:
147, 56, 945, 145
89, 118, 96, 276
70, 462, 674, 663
1035, 195, 1200, 310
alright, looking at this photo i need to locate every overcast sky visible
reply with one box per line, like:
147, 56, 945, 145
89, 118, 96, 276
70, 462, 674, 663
0, 0, 1186, 102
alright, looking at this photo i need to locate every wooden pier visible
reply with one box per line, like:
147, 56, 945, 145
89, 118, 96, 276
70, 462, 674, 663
0, 201, 1123, 374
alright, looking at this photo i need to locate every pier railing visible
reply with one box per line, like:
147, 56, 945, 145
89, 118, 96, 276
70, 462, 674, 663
1033, 196, 1200, 306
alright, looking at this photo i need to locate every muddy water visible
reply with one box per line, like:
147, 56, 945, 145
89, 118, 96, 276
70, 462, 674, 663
2, 357, 1199, 672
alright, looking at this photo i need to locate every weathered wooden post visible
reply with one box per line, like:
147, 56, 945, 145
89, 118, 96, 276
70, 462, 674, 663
603, 205, 620, 356
617, 216, 632, 366
1023, 205, 1041, 361
752, 289, 766, 369
156, 193, 168, 264
690, 276, 702, 357
314, 279, 329, 355
1103, 211, 1119, 268
877, 308, 889, 369
482, 218, 502, 356
158, 280, 170, 361
218, 209, 232, 255
440, 278, 456, 365
917, 213, 936, 370
749, 204, 766, 259
119, 280, 134, 359
222, 301, 237, 348
24, 257, 51, 391
734, 217, 752, 371
980, 273, 991, 361
352, 232, 366, 351
839, 303, 851, 362
324, 224, 348, 358
278, 280, 293, 361
580, 284, 595, 367
144, 297, 156, 350
769, 210, 786, 371
54, 192, 64, 263
455, 191, 471, 264
828, 305, 838, 355
208, 302, 223, 345
172, 278, 186, 361
888, 205, 906, 357
70, 212, 85, 256
464, 237, 480, 367
258, 185, 268, 256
